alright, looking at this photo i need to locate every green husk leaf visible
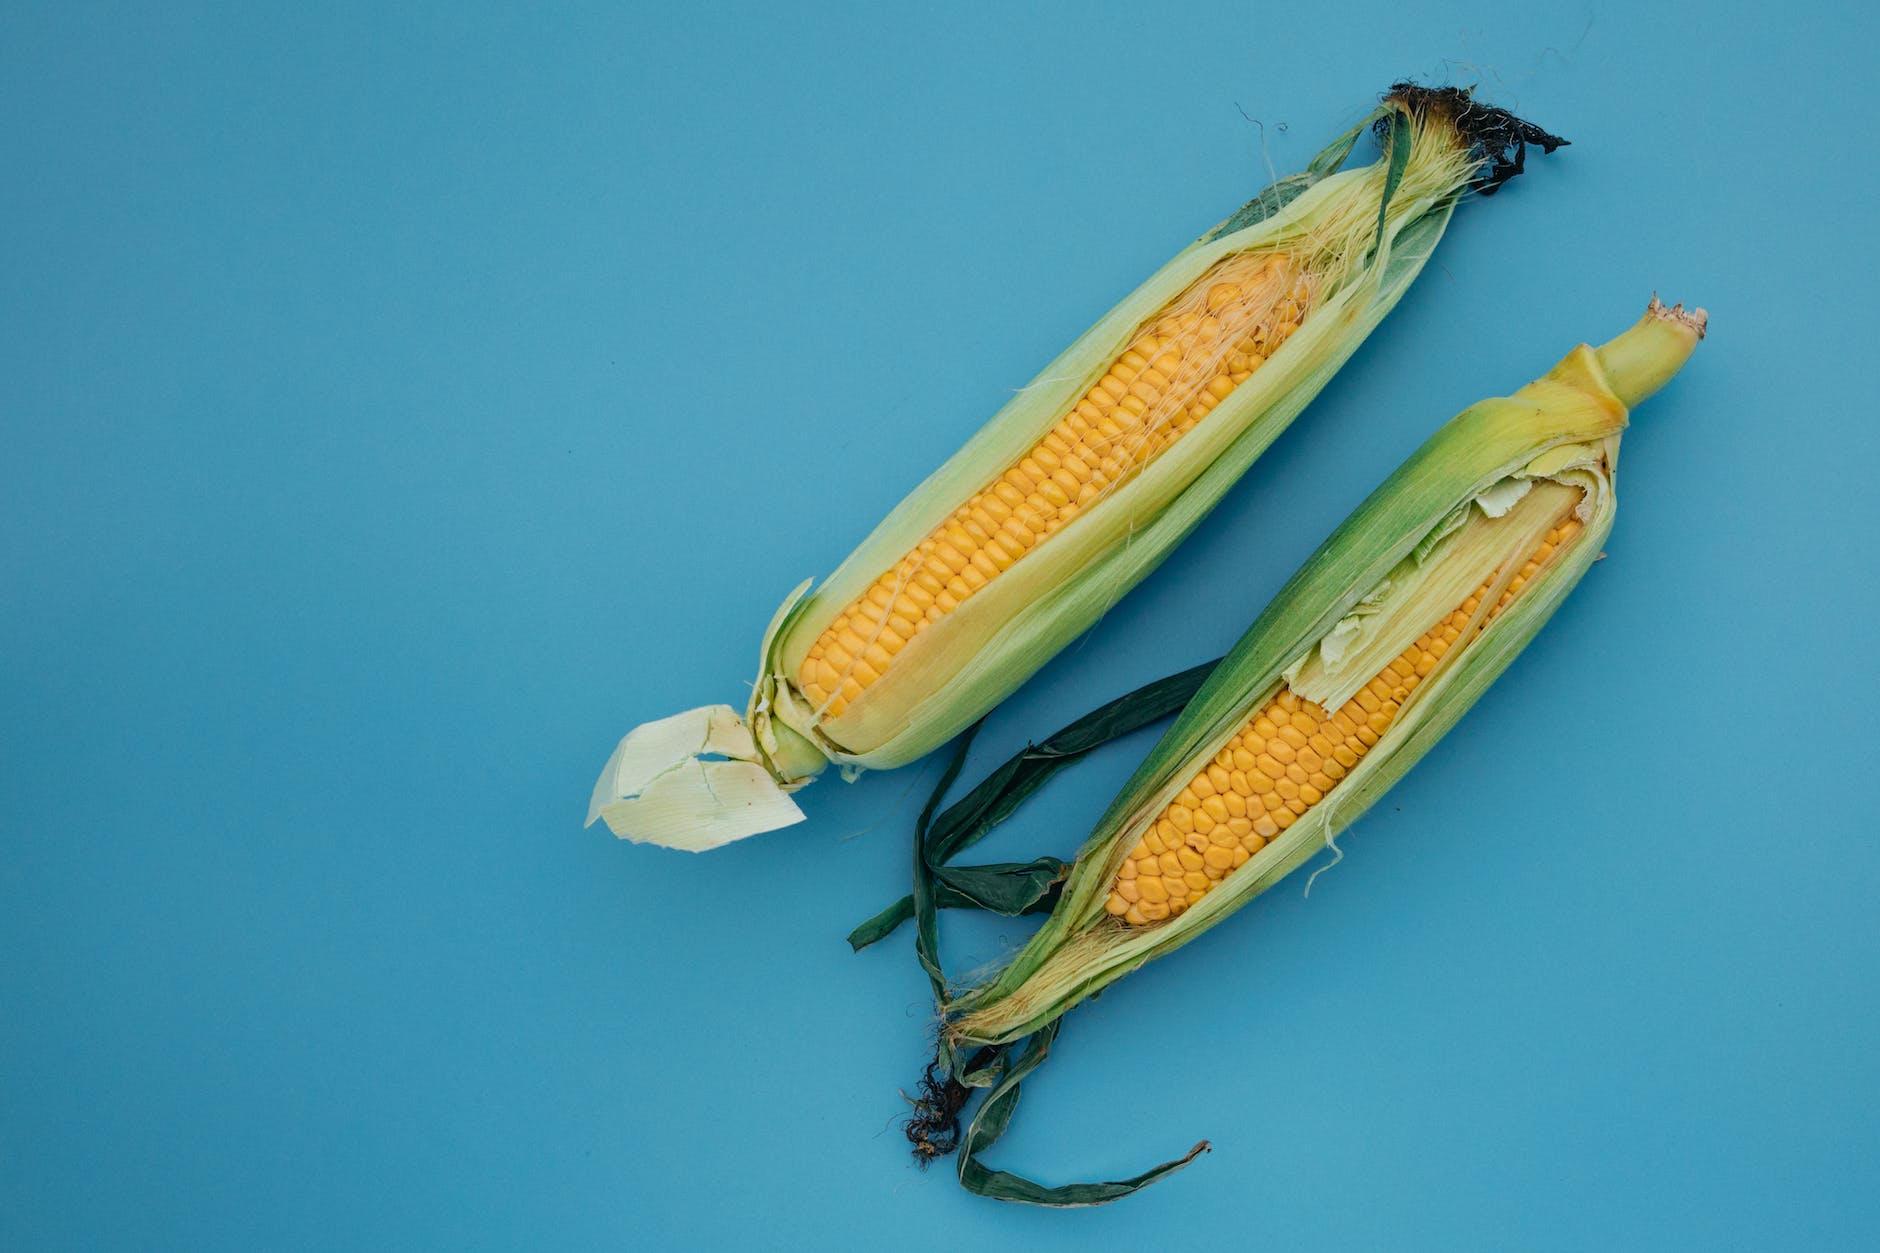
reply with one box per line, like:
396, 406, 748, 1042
949, 1021, 1211, 1207
911, 720, 981, 1002
1373, 107, 1414, 257
848, 658, 1218, 951
846, 858, 1069, 952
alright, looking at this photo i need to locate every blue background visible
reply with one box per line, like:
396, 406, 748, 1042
5, 2, 1876, 1248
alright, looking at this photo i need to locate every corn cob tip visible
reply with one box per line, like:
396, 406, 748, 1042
1384, 82, 1567, 192
1647, 292, 1709, 339
1595, 296, 1708, 409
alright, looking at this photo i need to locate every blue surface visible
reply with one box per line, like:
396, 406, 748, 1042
4, 2, 1876, 1248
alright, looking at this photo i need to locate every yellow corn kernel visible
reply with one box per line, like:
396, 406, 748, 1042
1103, 515, 1582, 922
798, 250, 1317, 715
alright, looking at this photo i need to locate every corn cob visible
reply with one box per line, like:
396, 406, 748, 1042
912, 300, 1705, 1204
588, 85, 1564, 852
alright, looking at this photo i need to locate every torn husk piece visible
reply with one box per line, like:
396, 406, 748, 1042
903, 299, 1706, 1205
586, 706, 807, 852
588, 84, 1564, 851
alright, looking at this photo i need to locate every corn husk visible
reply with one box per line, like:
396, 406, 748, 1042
591, 85, 1565, 851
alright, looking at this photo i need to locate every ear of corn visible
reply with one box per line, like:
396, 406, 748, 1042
945, 299, 1705, 1048
590, 85, 1564, 851
902, 300, 1704, 1205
